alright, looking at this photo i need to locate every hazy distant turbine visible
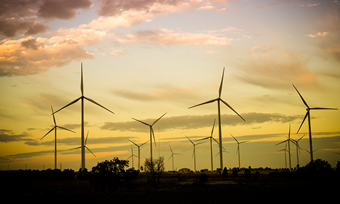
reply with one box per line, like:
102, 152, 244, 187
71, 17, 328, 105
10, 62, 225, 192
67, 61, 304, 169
127, 145, 138, 169
41, 106, 75, 170
186, 136, 205, 172
168, 145, 181, 171
54, 63, 114, 171
132, 113, 166, 163
189, 67, 245, 169
196, 119, 220, 171
230, 133, 248, 169
128, 139, 148, 170
69, 131, 96, 158
293, 84, 338, 162
275, 124, 293, 171
291, 134, 306, 168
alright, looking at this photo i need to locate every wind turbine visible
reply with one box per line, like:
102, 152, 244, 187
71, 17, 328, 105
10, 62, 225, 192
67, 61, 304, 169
230, 134, 248, 169
69, 131, 96, 158
41, 106, 75, 170
275, 124, 294, 171
132, 113, 166, 162
196, 119, 221, 171
186, 136, 205, 172
189, 67, 245, 169
128, 139, 148, 170
277, 148, 289, 169
168, 145, 181, 171
54, 63, 114, 171
127, 145, 138, 169
291, 134, 306, 168
292, 84, 338, 162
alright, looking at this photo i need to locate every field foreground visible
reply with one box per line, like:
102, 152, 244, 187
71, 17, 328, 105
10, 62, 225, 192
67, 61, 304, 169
2, 171, 338, 203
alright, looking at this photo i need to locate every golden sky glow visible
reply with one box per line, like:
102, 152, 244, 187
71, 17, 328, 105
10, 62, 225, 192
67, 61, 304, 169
1, 0, 340, 171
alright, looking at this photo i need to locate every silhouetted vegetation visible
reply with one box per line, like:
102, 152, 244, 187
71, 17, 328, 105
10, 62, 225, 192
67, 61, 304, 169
90, 157, 138, 190
144, 156, 165, 187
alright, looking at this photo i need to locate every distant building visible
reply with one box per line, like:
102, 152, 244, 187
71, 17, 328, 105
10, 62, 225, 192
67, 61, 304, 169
178, 168, 191, 173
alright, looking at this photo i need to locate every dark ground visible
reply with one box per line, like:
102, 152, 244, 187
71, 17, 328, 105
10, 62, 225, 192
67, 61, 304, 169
1, 171, 338, 203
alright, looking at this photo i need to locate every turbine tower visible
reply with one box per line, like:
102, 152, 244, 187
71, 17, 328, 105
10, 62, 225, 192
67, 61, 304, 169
277, 148, 289, 169
291, 134, 305, 168
128, 139, 148, 170
132, 113, 166, 162
54, 63, 114, 171
230, 133, 248, 169
197, 119, 221, 171
69, 131, 96, 158
168, 145, 181, 171
189, 67, 245, 169
127, 145, 138, 169
293, 84, 338, 162
275, 124, 293, 171
186, 136, 205, 172
41, 106, 75, 170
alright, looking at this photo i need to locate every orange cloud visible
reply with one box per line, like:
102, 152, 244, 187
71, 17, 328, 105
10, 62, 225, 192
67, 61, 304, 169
0, 37, 94, 77
305, 31, 330, 38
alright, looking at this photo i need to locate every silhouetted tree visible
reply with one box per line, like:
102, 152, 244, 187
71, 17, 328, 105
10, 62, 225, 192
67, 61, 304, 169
91, 157, 130, 190
222, 167, 228, 180
244, 169, 251, 179
144, 156, 164, 187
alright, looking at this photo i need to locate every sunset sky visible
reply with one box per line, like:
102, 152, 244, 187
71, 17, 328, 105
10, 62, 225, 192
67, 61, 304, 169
1, 0, 340, 171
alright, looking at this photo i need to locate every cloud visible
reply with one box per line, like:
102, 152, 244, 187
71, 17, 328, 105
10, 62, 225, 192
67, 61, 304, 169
95, 0, 198, 17
37, 0, 92, 20
236, 51, 317, 89
0, 19, 49, 38
100, 112, 302, 132
299, 2, 320, 7
0, 129, 36, 145
112, 85, 196, 102
197, 2, 214, 10
0, 0, 41, 18
305, 31, 330, 38
109, 49, 127, 56
247, 44, 278, 54
36, 136, 135, 146
0, 37, 94, 77
215, 7, 228, 13
116, 28, 234, 46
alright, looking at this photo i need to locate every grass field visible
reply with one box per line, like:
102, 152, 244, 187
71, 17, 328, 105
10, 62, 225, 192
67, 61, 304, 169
1, 170, 338, 203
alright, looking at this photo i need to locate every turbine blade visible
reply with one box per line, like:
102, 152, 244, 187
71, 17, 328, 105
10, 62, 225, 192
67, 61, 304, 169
152, 112, 167, 126
212, 137, 219, 143
84, 96, 114, 114
81, 63, 83, 95
230, 133, 238, 143
219, 67, 225, 98
86, 146, 96, 157
85, 131, 89, 145
298, 134, 306, 141
132, 118, 150, 126
169, 145, 173, 153
276, 140, 288, 146
53, 97, 82, 114
69, 146, 81, 151
292, 84, 309, 108
51, 106, 56, 125
186, 136, 194, 145
196, 141, 205, 145
310, 107, 338, 110
40, 127, 55, 140
188, 98, 218, 109
220, 99, 245, 121
297, 111, 308, 134
57, 126, 76, 133
151, 127, 156, 147
128, 139, 138, 147
239, 141, 248, 144
196, 137, 210, 141
211, 119, 216, 136
168, 154, 173, 161
140, 140, 149, 147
